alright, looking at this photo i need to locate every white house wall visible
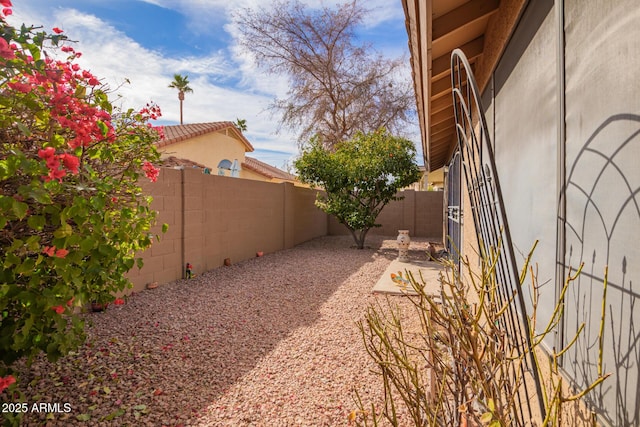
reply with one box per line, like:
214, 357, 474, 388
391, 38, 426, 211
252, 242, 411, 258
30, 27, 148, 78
486, 0, 559, 338
477, 0, 640, 424
562, 0, 640, 424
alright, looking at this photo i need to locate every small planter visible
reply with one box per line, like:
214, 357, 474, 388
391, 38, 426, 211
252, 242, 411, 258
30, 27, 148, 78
91, 302, 108, 312
146, 281, 159, 290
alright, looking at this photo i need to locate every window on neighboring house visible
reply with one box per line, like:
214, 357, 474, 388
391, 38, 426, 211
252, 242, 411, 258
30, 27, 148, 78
217, 159, 232, 176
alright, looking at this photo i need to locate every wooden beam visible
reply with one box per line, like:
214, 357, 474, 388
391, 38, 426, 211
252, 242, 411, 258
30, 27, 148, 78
431, 117, 455, 135
431, 95, 453, 115
431, 36, 484, 80
430, 108, 453, 126
431, 75, 452, 100
431, 123, 455, 140
433, 0, 499, 41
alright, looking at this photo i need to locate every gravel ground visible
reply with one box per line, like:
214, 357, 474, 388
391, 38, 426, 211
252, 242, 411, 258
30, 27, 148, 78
6, 235, 434, 426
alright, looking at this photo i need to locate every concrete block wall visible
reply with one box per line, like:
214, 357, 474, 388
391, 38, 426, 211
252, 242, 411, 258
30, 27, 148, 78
127, 173, 443, 292
126, 168, 184, 290
328, 190, 444, 239
126, 168, 328, 292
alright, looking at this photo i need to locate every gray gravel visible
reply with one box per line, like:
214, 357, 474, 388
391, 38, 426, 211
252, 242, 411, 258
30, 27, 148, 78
9, 235, 431, 426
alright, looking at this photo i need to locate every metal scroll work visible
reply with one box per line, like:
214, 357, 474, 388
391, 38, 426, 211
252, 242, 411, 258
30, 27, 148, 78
450, 49, 545, 423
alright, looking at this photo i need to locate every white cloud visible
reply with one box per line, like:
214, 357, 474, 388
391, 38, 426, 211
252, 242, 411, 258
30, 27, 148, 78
6, 0, 419, 166
7, 1, 300, 164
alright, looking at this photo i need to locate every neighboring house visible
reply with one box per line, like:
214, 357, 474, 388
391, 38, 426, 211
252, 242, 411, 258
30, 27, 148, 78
401, 166, 444, 191
157, 122, 299, 185
426, 167, 444, 191
242, 156, 298, 185
161, 156, 209, 170
403, 166, 445, 191
402, 0, 639, 425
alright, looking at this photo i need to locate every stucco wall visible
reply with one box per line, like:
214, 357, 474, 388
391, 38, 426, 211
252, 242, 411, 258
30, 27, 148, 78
459, 1, 640, 424
158, 131, 247, 171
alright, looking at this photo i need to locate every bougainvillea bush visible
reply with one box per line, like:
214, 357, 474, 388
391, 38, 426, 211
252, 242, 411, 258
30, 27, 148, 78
0, 0, 163, 391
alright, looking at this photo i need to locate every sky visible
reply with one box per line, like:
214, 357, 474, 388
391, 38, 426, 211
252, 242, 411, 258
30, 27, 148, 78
8, 0, 420, 169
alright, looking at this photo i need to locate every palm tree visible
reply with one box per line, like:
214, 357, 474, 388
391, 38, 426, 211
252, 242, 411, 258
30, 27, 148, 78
168, 74, 193, 125
234, 118, 248, 132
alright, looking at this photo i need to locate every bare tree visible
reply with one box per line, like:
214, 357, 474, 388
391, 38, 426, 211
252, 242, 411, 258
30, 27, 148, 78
234, 0, 414, 149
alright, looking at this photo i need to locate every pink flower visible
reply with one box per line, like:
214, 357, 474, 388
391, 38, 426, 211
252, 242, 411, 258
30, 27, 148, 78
38, 147, 56, 159
113, 298, 125, 306
8, 81, 31, 93
43, 246, 69, 258
51, 305, 65, 314
61, 153, 80, 174
0, 375, 16, 394
44, 168, 66, 182
1, 7, 11, 17
67, 297, 75, 307
45, 156, 60, 170
52, 27, 64, 34
0, 0, 12, 7
153, 125, 165, 140
142, 161, 159, 182
0, 37, 15, 59
55, 248, 69, 258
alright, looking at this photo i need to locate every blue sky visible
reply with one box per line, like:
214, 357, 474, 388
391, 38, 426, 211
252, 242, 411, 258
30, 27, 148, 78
8, 0, 419, 168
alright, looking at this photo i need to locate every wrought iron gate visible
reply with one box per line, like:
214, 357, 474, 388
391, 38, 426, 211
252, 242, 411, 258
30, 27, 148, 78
450, 49, 546, 424
446, 152, 462, 267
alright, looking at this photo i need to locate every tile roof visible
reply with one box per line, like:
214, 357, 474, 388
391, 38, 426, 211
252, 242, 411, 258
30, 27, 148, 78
160, 156, 208, 170
157, 122, 254, 152
242, 156, 297, 181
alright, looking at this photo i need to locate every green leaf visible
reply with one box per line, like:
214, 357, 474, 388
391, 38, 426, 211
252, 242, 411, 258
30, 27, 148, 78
74, 85, 86, 99
76, 414, 91, 422
102, 408, 125, 421
12, 200, 29, 219
80, 237, 97, 251
15, 257, 36, 275
54, 223, 73, 238
480, 412, 493, 424
27, 215, 46, 230
29, 188, 52, 204
15, 121, 32, 137
162, 223, 169, 233
96, 120, 109, 137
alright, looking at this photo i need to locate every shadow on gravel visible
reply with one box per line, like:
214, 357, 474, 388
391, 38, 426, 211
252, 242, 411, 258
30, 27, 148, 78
11, 235, 391, 426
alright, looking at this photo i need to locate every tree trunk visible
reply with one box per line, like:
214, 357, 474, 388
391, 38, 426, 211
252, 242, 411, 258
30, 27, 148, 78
348, 228, 369, 249
179, 91, 185, 125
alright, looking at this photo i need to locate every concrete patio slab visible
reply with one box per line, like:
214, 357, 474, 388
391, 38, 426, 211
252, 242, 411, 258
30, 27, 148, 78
373, 258, 446, 296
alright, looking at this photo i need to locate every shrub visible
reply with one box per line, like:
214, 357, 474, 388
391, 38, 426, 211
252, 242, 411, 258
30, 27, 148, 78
353, 243, 610, 426
0, 3, 163, 382
295, 129, 421, 249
